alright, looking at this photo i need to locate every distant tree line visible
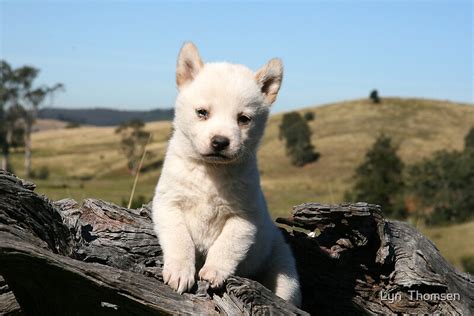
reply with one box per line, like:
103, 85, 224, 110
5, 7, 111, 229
1, 60, 63, 177
346, 127, 474, 224
38, 108, 174, 126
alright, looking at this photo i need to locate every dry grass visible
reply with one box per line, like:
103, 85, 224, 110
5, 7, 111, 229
10, 121, 172, 204
419, 221, 474, 271
260, 98, 473, 216
9, 98, 474, 270
12, 98, 473, 214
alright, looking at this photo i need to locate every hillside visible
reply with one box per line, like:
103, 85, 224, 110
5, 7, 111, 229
259, 98, 474, 213
38, 107, 174, 126
32, 119, 69, 132
9, 97, 473, 270
420, 221, 474, 269
10, 97, 472, 212
11, 98, 473, 211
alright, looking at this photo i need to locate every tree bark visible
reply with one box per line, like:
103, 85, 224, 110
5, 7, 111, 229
0, 170, 472, 315
0, 275, 20, 315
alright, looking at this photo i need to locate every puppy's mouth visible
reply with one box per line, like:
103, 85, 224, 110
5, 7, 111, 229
202, 152, 235, 163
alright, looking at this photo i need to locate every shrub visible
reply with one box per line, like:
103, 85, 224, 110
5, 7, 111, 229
1, 158, 15, 173
346, 134, 406, 218
369, 90, 381, 103
408, 147, 474, 225
304, 111, 315, 121
465, 126, 474, 150
426, 206, 459, 226
461, 255, 474, 274
31, 166, 49, 180
66, 122, 81, 129
279, 112, 320, 167
408, 128, 474, 225
122, 195, 148, 209
115, 119, 151, 174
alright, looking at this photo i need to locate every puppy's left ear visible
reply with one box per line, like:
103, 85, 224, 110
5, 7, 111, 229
255, 58, 283, 105
176, 42, 204, 90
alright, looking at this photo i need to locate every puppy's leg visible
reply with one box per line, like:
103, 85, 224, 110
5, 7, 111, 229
199, 216, 256, 288
153, 197, 195, 294
261, 234, 302, 307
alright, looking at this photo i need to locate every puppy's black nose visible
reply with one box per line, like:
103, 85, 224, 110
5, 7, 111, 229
211, 136, 230, 151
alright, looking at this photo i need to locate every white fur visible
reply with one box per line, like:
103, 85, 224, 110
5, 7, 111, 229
152, 42, 301, 306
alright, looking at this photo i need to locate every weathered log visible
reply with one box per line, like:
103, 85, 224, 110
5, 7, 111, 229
0, 170, 306, 315
278, 203, 474, 314
0, 170, 473, 315
0, 276, 20, 315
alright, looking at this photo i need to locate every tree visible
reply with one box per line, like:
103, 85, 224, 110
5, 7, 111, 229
279, 112, 319, 167
304, 111, 315, 121
348, 134, 405, 218
22, 81, 64, 177
0, 60, 63, 176
115, 119, 151, 174
407, 130, 474, 225
0, 61, 15, 170
370, 89, 381, 103
464, 126, 474, 150
6, 104, 27, 151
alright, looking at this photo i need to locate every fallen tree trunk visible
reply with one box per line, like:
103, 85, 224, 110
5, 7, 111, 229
0, 170, 472, 315
0, 276, 20, 315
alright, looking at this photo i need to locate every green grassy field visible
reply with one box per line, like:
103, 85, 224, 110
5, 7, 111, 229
9, 97, 474, 271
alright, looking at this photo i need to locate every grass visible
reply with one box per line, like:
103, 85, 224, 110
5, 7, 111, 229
9, 122, 171, 205
11, 97, 474, 212
8, 97, 474, 270
419, 221, 474, 271
260, 97, 473, 216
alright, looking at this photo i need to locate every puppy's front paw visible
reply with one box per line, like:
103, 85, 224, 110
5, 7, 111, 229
198, 265, 228, 288
162, 259, 195, 294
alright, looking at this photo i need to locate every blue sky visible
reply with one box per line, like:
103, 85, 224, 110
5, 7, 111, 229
1, 0, 472, 112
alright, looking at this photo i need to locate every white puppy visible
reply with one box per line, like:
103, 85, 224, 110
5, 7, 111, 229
152, 42, 301, 306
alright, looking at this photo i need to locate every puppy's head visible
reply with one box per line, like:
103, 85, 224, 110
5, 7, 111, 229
173, 42, 283, 164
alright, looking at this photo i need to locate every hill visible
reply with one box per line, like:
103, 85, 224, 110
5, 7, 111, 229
13, 97, 474, 210
9, 97, 474, 269
258, 98, 473, 213
38, 107, 174, 126
12, 97, 473, 212
32, 119, 69, 132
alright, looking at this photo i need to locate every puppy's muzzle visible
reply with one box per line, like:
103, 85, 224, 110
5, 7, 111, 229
211, 135, 230, 152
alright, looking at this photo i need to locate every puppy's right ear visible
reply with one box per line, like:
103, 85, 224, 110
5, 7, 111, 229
176, 42, 204, 90
255, 58, 283, 105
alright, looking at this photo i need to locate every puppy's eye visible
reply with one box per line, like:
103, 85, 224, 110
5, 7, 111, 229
238, 114, 252, 125
196, 108, 209, 119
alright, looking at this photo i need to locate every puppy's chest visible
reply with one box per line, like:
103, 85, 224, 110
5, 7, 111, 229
180, 194, 232, 251
179, 168, 248, 215
178, 173, 248, 249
